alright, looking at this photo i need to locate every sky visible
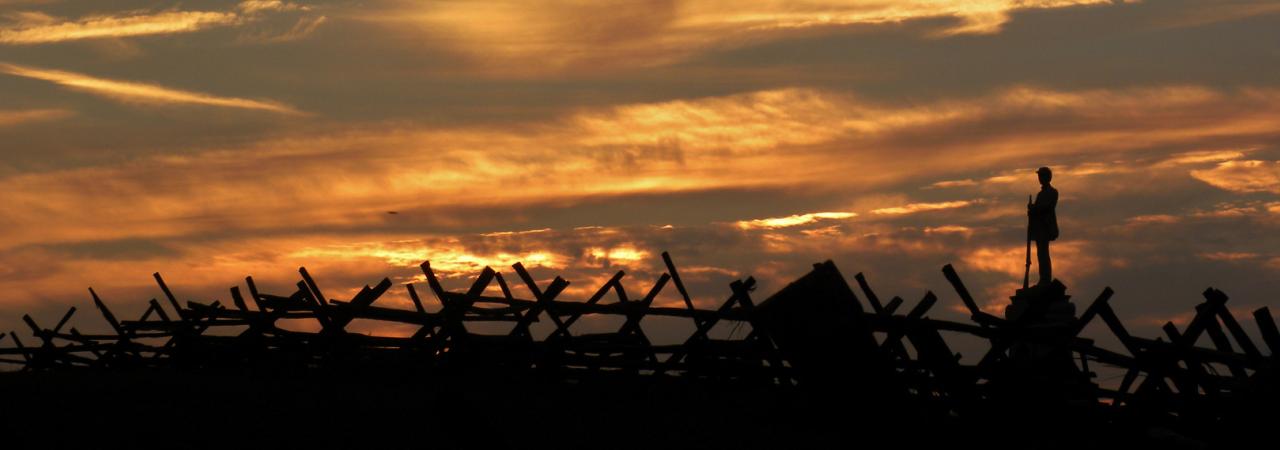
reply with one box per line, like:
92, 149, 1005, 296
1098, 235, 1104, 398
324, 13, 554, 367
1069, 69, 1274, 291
2, 1, 1279, 357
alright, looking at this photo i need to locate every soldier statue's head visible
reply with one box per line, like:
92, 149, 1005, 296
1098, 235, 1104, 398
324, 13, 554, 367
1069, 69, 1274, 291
1036, 166, 1052, 185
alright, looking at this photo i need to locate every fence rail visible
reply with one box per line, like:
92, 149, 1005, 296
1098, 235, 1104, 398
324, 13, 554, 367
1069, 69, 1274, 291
2, 252, 1276, 443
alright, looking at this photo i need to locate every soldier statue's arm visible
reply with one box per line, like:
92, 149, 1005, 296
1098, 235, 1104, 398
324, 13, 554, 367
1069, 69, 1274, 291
1029, 188, 1057, 215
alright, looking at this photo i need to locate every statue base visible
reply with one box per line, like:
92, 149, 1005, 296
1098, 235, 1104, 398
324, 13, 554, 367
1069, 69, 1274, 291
1005, 279, 1075, 323
985, 279, 1102, 448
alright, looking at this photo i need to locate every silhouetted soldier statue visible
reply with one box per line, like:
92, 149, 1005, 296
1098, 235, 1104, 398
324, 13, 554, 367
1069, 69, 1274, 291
1027, 166, 1058, 285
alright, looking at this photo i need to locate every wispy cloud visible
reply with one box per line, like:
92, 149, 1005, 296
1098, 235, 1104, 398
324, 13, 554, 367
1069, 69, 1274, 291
677, 0, 1119, 36
0, 63, 303, 114
376, 0, 1124, 74
1154, 149, 1251, 167
1150, 2, 1280, 30
735, 212, 857, 230
4, 83, 1280, 249
0, 10, 239, 44
1198, 251, 1261, 262
237, 15, 327, 44
238, 1, 311, 14
0, 2, 315, 45
924, 225, 974, 236
871, 200, 977, 215
1190, 160, 1280, 194
1126, 214, 1180, 226
0, 108, 73, 126
928, 179, 979, 189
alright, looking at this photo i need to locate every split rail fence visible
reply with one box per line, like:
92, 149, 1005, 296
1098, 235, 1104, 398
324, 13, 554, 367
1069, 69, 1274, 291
1, 252, 1275, 433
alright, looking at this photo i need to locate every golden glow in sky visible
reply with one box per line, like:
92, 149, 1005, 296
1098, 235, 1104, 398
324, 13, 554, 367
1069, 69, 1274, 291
2, 0, 1279, 340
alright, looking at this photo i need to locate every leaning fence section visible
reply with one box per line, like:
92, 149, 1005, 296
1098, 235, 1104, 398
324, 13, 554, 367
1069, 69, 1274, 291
1, 253, 1276, 433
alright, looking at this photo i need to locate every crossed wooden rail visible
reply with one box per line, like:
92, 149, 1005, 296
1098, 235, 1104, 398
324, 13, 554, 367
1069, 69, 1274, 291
1, 254, 1276, 438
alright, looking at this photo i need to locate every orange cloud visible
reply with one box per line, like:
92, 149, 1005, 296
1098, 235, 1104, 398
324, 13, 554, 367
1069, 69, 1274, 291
928, 179, 979, 189
735, 212, 857, 230
1125, 214, 1179, 226
924, 225, 974, 236
0, 63, 303, 114
871, 200, 976, 215
0, 108, 72, 126
0, 10, 239, 44
1190, 160, 1280, 194
237, 15, 327, 43
0, 2, 314, 45
1154, 149, 1251, 167
1191, 204, 1263, 218
1150, 2, 1280, 30
238, 1, 310, 14
584, 245, 651, 268
1198, 251, 1261, 262
4, 84, 1280, 251
961, 240, 1101, 281
289, 239, 568, 277
375, 0, 1122, 74
677, 0, 1119, 36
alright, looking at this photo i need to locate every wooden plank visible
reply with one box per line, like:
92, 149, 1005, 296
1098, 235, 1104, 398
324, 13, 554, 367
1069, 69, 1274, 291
245, 276, 268, 312
153, 272, 186, 321
1112, 368, 1140, 407
147, 299, 172, 322
299, 267, 329, 306
941, 264, 980, 317
89, 288, 127, 338
230, 287, 251, 312
296, 281, 332, 330
53, 307, 76, 334
330, 278, 394, 331
1128, 335, 1253, 365
853, 272, 885, 315
431, 291, 746, 321
510, 262, 570, 338
906, 327, 974, 402
880, 292, 936, 359
419, 261, 449, 302
906, 291, 937, 319
494, 272, 513, 301
730, 276, 789, 384
8, 332, 30, 363
620, 274, 670, 334
22, 315, 44, 340
614, 274, 670, 366
556, 270, 625, 337
1195, 304, 1248, 378
1253, 307, 1279, 357
1163, 322, 1219, 397
1172, 287, 1225, 349
657, 277, 756, 376
1215, 304, 1262, 362
68, 328, 103, 359
662, 251, 698, 324
883, 297, 903, 315
1073, 287, 1114, 335
1098, 303, 1140, 355
436, 265, 497, 340
406, 284, 428, 315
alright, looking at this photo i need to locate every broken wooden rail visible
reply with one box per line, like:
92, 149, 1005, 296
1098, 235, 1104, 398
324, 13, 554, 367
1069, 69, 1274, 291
1, 254, 1275, 441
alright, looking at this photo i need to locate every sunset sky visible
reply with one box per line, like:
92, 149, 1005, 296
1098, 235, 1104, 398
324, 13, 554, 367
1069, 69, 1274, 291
2, 0, 1279, 347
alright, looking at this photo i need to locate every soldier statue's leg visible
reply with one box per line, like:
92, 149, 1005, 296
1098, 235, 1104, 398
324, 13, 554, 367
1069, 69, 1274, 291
1035, 239, 1051, 285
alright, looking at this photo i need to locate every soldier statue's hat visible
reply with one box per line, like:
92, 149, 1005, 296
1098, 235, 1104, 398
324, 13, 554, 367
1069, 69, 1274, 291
1036, 166, 1052, 174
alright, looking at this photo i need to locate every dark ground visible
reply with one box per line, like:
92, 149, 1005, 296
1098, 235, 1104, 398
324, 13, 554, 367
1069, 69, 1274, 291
1, 366, 1247, 450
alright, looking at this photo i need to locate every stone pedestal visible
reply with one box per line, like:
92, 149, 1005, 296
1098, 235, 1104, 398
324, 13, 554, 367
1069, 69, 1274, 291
1005, 279, 1075, 323
1003, 280, 1079, 375
986, 279, 1103, 449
